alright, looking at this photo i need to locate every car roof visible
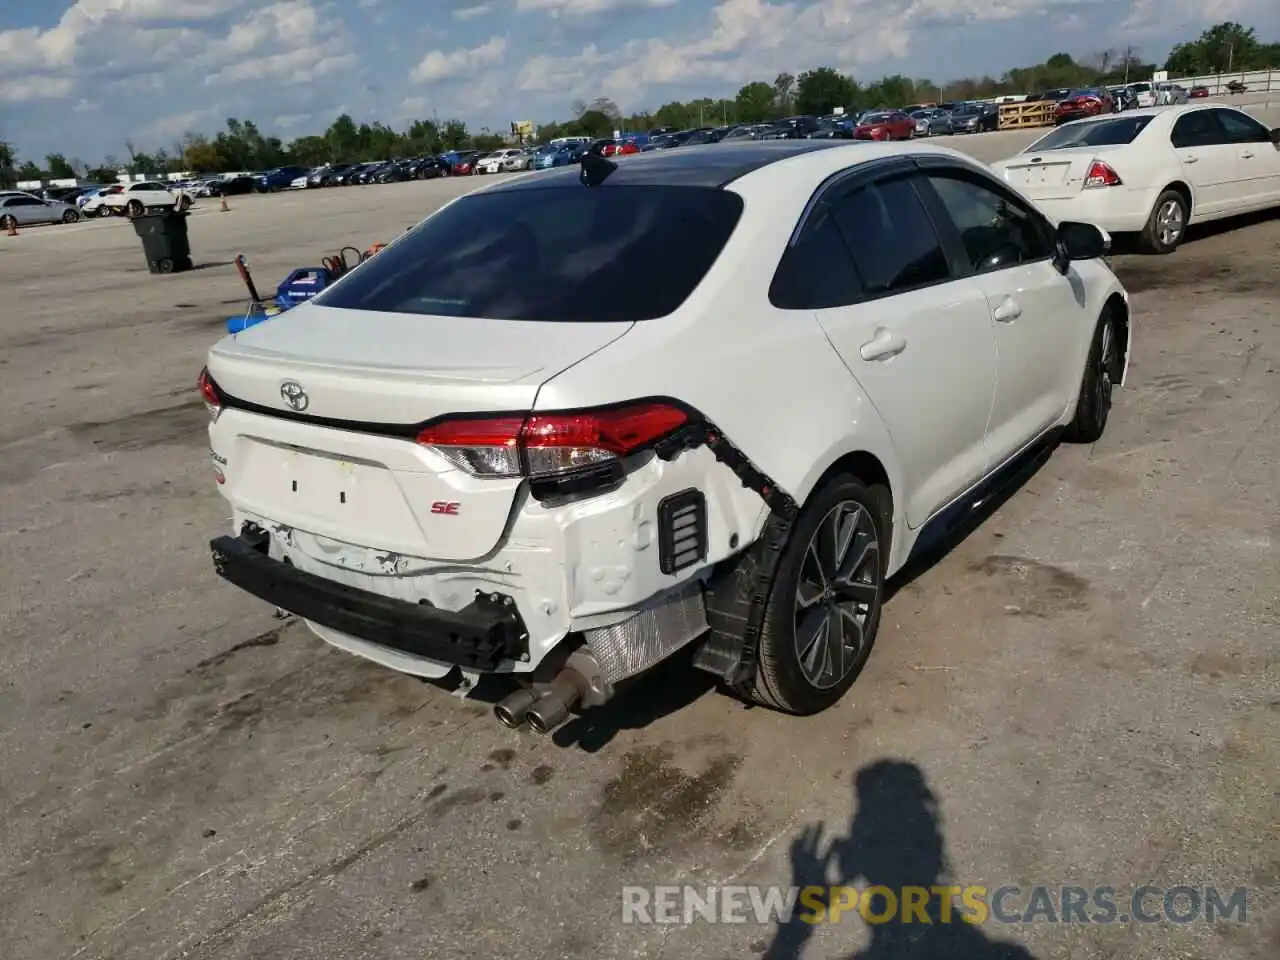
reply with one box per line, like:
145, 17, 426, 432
482, 140, 856, 190
1067, 103, 1237, 122
481, 139, 987, 196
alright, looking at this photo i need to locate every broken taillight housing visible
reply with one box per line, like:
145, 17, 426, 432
197, 366, 223, 422
416, 402, 689, 480
1083, 159, 1122, 189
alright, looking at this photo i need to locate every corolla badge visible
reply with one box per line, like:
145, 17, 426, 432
280, 380, 309, 411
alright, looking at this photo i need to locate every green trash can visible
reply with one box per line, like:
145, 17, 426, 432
132, 210, 192, 275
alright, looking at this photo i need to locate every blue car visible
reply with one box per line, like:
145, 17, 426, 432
256, 166, 311, 192
533, 146, 576, 169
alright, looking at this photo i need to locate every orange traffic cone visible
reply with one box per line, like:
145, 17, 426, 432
220, 195, 229, 212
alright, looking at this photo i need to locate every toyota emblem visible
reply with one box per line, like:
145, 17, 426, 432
280, 380, 309, 411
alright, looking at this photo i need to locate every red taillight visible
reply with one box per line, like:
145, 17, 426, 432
416, 402, 689, 479
1083, 159, 1122, 189
198, 366, 222, 421
108, 185, 123, 194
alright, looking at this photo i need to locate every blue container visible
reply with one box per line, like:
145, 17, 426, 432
275, 267, 331, 310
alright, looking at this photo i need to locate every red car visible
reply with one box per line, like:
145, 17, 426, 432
853, 111, 914, 141
1190, 86, 1210, 98
1053, 89, 1114, 124
601, 139, 640, 157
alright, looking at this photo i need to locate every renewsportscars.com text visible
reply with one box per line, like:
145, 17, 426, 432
621, 885, 1249, 926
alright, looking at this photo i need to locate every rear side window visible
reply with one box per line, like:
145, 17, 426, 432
770, 201, 862, 309
831, 179, 951, 297
1170, 111, 1225, 148
315, 185, 743, 323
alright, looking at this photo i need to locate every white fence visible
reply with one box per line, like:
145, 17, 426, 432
1169, 68, 1279, 93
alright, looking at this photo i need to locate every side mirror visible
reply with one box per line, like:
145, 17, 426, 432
1055, 220, 1109, 267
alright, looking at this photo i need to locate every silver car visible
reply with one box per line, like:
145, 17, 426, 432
0, 194, 80, 230
910, 108, 954, 136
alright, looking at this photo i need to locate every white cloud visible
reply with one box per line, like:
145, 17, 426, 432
0, 0, 252, 74
454, 2, 495, 18
142, 107, 220, 141
410, 35, 508, 82
518, 0, 1071, 107
516, 44, 608, 91
516, 0, 677, 14
0, 75, 75, 102
0, 0, 352, 102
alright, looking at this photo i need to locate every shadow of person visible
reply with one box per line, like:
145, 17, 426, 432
765, 759, 1039, 960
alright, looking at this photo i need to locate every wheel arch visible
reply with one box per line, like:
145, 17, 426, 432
1163, 179, 1193, 218
1104, 289, 1131, 386
789, 433, 909, 573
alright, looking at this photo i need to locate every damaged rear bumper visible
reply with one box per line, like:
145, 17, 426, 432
212, 532, 530, 670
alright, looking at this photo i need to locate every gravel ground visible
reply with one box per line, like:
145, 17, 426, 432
1, 116, 1277, 960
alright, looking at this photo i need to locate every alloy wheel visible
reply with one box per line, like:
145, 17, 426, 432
793, 501, 881, 690
1156, 198, 1184, 248
1096, 318, 1116, 418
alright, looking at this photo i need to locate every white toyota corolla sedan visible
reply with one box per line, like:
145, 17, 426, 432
991, 103, 1280, 253
201, 140, 1131, 732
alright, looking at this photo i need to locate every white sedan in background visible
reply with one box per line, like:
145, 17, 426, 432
991, 104, 1280, 253
474, 148, 525, 174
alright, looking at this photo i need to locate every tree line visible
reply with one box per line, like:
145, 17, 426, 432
1, 20, 1274, 186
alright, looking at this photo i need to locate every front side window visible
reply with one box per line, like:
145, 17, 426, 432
315, 185, 743, 323
831, 178, 951, 297
926, 174, 1053, 274
1212, 109, 1270, 144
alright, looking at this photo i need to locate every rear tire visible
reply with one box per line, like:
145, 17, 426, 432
1139, 188, 1187, 254
63, 209, 80, 223
1065, 307, 1121, 443
734, 475, 890, 715
126, 200, 143, 219
0, 214, 15, 232
97, 205, 114, 218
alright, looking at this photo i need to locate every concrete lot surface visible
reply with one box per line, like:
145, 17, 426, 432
1, 120, 1277, 960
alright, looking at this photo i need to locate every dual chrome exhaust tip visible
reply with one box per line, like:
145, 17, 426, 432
493, 672, 584, 735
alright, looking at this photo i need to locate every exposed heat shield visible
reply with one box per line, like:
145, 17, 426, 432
584, 580, 708, 685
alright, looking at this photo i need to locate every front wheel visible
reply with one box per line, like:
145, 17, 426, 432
0, 214, 16, 232
63, 209, 80, 223
1065, 308, 1121, 443
1139, 188, 1187, 254
734, 475, 890, 715
126, 200, 143, 219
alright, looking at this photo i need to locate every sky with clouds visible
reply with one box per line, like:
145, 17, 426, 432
1, 0, 1277, 162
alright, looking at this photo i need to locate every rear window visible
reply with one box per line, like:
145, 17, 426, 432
315, 185, 744, 323
1027, 115, 1153, 150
